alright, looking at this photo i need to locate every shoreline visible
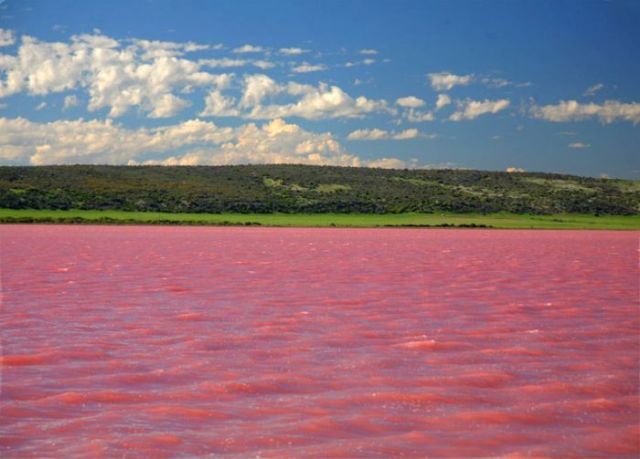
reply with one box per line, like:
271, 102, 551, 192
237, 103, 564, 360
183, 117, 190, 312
1, 209, 638, 230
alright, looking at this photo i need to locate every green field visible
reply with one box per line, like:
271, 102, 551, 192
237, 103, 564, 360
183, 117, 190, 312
1, 208, 638, 229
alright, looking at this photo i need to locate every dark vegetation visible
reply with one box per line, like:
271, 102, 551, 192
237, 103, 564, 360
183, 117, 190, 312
0, 165, 638, 215
0, 216, 492, 228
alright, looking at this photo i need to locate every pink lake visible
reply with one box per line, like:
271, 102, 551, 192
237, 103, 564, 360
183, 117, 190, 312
0, 225, 638, 457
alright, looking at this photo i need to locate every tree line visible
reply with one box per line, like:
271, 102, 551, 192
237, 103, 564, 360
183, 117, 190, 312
0, 164, 638, 215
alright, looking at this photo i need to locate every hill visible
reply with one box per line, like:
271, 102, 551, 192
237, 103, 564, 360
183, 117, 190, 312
0, 165, 638, 215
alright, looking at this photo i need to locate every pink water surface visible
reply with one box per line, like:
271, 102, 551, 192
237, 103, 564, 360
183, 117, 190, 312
1, 225, 638, 457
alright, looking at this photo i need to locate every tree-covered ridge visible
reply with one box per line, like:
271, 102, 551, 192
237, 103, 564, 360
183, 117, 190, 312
0, 165, 638, 215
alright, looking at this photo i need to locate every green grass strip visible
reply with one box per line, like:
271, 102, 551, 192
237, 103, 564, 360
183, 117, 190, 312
1, 209, 639, 229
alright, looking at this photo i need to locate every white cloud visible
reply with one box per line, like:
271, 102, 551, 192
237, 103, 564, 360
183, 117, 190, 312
530, 100, 640, 124
481, 77, 511, 88
392, 128, 420, 140
0, 116, 228, 164
0, 32, 394, 123
435, 94, 451, 110
233, 44, 264, 54
396, 96, 425, 108
240, 74, 283, 108
148, 93, 191, 118
506, 167, 525, 173
200, 90, 239, 117
200, 74, 390, 121
568, 142, 590, 149
199, 58, 248, 68
35, 101, 47, 111
347, 127, 421, 140
0, 28, 15, 47
129, 39, 212, 60
252, 60, 275, 69
184, 42, 214, 53
0, 33, 227, 118
239, 78, 389, 120
347, 128, 387, 140
0, 116, 410, 168
359, 49, 378, 55
347, 128, 389, 140
279, 47, 309, 55
344, 59, 377, 68
428, 72, 473, 91
63, 95, 79, 109
449, 99, 510, 121
199, 58, 274, 70
291, 62, 328, 73
201, 118, 361, 167
405, 108, 435, 122
584, 83, 604, 97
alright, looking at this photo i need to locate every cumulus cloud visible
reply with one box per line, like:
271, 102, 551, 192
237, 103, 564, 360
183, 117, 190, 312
347, 127, 421, 140
530, 100, 640, 124
233, 44, 264, 54
194, 119, 362, 167
35, 101, 47, 111
0, 31, 541, 137
0, 117, 257, 164
252, 60, 275, 69
583, 83, 604, 97
428, 72, 473, 91
230, 77, 389, 120
392, 128, 420, 140
404, 108, 435, 122
200, 90, 239, 117
396, 96, 425, 108
568, 142, 590, 149
148, 93, 191, 118
200, 74, 389, 120
347, 128, 387, 141
0, 116, 410, 168
0, 33, 391, 122
240, 74, 283, 108
291, 62, 328, 73
449, 98, 510, 121
279, 47, 309, 55
0, 28, 15, 47
0, 33, 227, 118
435, 94, 451, 110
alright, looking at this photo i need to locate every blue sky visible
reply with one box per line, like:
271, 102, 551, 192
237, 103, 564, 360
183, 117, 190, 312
0, 0, 638, 178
